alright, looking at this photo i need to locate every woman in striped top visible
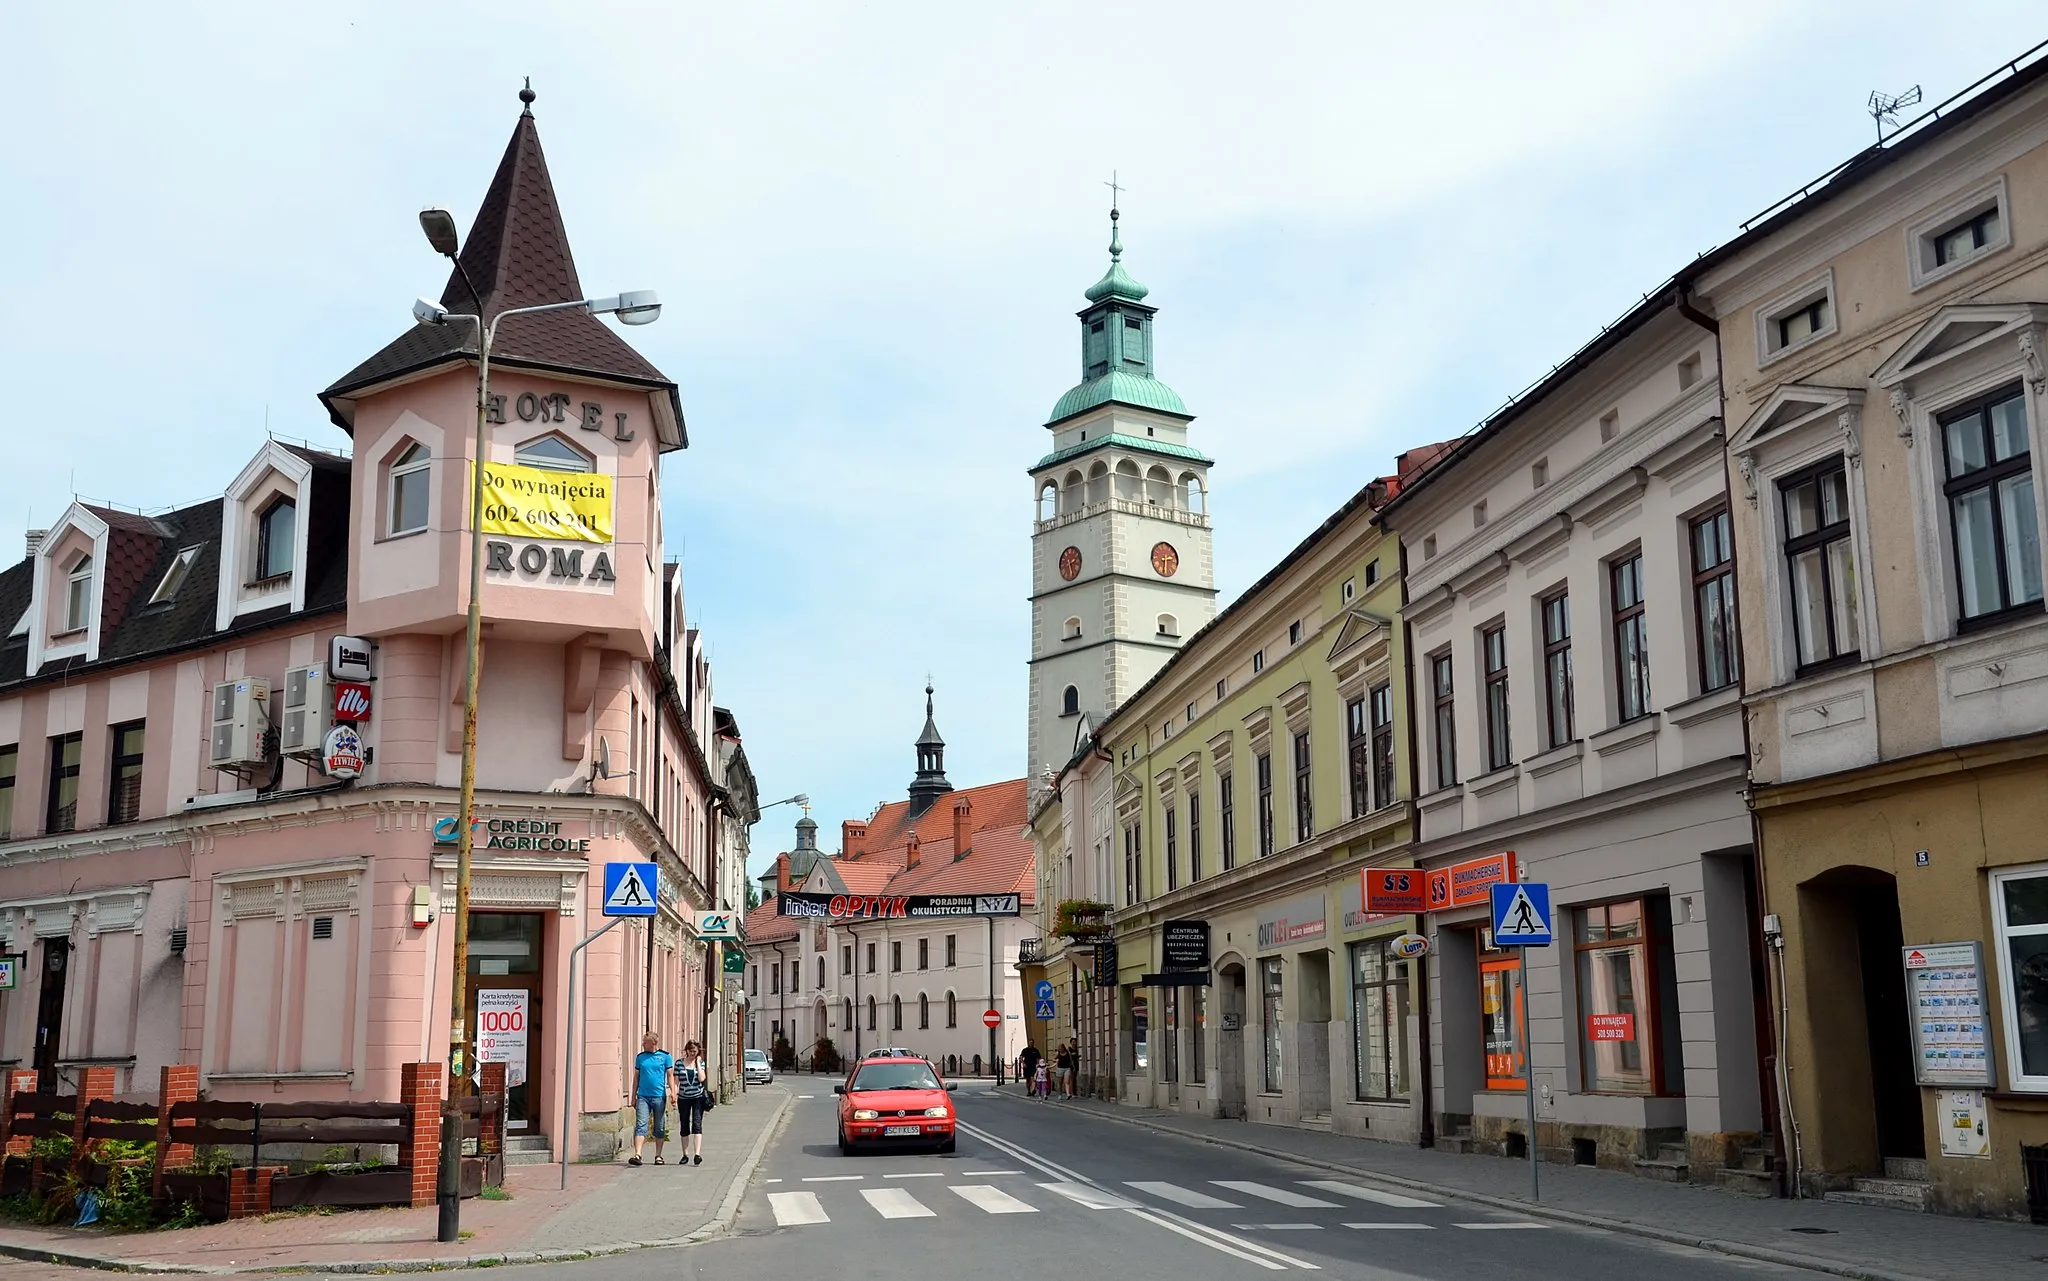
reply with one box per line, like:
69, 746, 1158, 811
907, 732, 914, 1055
675, 1040, 710, 1165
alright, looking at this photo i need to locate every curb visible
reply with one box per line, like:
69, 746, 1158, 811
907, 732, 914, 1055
0, 1089, 795, 1276
996, 1092, 1934, 1281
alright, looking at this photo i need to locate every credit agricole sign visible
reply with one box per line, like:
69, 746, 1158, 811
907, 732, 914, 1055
433, 816, 593, 853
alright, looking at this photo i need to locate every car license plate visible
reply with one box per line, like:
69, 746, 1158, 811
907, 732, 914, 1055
883, 1125, 921, 1136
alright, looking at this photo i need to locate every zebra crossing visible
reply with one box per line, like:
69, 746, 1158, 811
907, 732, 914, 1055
762, 1173, 1547, 1231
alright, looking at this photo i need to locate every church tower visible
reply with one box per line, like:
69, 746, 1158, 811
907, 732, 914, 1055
1026, 206, 1216, 779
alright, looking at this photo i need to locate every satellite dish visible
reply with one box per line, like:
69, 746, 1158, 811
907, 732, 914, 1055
593, 736, 636, 781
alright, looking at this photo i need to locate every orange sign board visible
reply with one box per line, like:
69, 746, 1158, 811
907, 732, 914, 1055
1587, 1013, 1635, 1042
1361, 868, 1428, 914
1426, 850, 1518, 910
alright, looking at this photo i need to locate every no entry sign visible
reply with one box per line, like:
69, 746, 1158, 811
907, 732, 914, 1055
982, 1009, 1002, 1029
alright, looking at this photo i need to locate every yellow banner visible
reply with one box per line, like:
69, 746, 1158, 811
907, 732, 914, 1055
475, 461, 614, 544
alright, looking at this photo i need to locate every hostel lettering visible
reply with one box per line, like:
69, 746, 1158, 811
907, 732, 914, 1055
485, 392, 634, 441
487, 540, 616, 583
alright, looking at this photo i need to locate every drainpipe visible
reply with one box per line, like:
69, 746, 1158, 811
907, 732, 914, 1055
988, 916, 999, 1081
1393, 532, 1435, 1148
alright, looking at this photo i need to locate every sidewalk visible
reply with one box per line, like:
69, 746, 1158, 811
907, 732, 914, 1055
1001, 1087, 2045, 1281
0, 1085, 790, 1275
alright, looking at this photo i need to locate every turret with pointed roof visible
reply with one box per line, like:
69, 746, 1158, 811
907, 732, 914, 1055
907, 683, 954, 817
320, 84, 686, 449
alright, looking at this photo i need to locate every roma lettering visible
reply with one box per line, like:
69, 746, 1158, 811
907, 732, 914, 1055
487, 540, 617, 583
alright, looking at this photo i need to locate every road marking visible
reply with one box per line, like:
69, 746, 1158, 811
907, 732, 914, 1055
802, 1175, 864, 1182
884, 1171, 945, 1178
1299, 1179, 1440, 1208
1456, 1221, 1550, 1230
1345, 1222, 1434, 1230
1214, 1181, 1342, 1208
767, 1191, 828, 1226
952, 1183, 1039, 1214
957, 1121, 1314, 1271
961, 1168, 1021, 1176
1127, 1181, 1241, 1209
1039, 1181, 1138, 1209
1235, 1223, 1324, 1231
765, 1178, 782, 1184
861, 1187, 936, 1219
797, 1094, 816, 1099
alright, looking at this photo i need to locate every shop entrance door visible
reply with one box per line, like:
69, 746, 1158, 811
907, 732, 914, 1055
466, 912, 545, 1131
1479, 949, 1527, 1091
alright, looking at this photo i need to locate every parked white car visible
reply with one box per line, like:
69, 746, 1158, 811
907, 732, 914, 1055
744, 1047, 774, 1084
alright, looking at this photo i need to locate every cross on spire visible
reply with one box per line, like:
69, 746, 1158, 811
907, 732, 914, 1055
1103, 170, 1125, 212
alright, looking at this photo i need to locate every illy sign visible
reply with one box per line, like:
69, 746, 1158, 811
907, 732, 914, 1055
333, 682, 372, 722
330, 636, 373, 681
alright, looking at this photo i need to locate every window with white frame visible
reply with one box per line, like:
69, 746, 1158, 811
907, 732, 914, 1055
1780, 460, 1862, 671
1938, 383, 2041, 627
1431, 651, 1457, 788
1758, 273, 1838, 363
388, 441, 431, 535
1993, 865, 2048, 1090
1482, 623, 1511, 770
1908, 180, 2011, 288
63, 554, 93, 632
256, 498, 295, 580
1611, 553, 1651, 722
514, 434, 593, 472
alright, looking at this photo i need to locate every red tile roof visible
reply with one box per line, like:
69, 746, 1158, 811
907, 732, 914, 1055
851, 778, 1030, 857
834, 778, 1036, 906
743, 898, 799, 945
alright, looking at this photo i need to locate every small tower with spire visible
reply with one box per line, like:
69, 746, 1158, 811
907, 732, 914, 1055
1025, 196, 1218, 779
907, 683, 955, 817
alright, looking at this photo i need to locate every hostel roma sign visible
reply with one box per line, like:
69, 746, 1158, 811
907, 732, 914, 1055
777, 892, 1022, 919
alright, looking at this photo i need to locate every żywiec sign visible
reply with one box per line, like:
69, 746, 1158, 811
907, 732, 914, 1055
432, 816, 593, 853
777, 892, 1022, 920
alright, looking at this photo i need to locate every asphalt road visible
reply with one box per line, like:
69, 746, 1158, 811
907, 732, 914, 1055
453, 1081, 1824, 1281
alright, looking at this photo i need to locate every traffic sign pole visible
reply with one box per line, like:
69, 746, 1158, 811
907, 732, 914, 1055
1522, 944, 1538, 1202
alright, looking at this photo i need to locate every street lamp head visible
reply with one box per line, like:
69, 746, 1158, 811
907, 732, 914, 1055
590, 290, 661, 326
412, 296, 451, 326
418, 207, 461, 258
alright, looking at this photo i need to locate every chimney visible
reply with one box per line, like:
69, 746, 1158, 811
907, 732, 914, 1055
842, 819, 867, 857
905, 831, 921, 870
24, 529, 47, 558
775, 851, 791, 893
952, 795, 973, 861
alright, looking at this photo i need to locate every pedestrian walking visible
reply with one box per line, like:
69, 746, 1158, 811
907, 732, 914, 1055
1019, 1042, 1042, 1097
1055, 1041, 1076, 1099
629, 1032, 672, 1165
1033, 1055, 1050, 1101
675, 1038, 711, 1166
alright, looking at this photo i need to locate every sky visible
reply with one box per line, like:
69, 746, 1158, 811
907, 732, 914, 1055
3, 3, 2041, 883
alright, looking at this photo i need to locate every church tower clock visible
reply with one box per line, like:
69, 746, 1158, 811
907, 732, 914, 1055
1027, 205, 1217, 779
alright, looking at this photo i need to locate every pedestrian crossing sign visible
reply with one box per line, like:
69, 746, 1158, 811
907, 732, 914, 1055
1035, 997, 1056, 1019
1489, 881, 1553, 946
601, 861, 659, 917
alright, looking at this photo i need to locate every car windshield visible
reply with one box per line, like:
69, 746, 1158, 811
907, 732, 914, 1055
850, 1062, 940, 1092
745, 1051, 767, 1062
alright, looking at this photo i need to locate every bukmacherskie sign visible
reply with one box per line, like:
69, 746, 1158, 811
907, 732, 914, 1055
777, 892, 1022, 920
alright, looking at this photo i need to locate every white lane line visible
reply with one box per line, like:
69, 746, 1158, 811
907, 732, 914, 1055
767, 1191, 829, 1226
1213, 1181, 1342, 1209
1127, 1180, 1241, 1209
802, 1175, 864, 1182
1456, 1221, 1550, 1230
765, 1178, 782, 1184
952, 1183, 1039, 1214
862, 1187, 936, 1219
1346, 1222, 1434, 1230
957, 1121, 1314, 1271
884, 1171, 946, 1178
1039, 1181, 1139, 1210
1299, 1179, 1441, 1209
1234, 1223, 1324, 1231
961, 1168, 1021, 1176
797, 1094, 816, 1099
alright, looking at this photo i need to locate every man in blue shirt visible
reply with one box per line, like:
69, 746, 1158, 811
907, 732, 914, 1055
629, 1032, 674, 1165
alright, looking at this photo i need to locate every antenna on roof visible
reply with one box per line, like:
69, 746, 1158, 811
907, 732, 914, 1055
1868, 85, 1923, 142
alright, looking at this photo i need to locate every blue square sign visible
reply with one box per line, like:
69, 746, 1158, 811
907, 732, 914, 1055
1490, 881, 1554, 947
601, 862, 659, 917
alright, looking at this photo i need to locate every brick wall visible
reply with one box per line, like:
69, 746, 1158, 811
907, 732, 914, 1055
397, 1061, 443, 1209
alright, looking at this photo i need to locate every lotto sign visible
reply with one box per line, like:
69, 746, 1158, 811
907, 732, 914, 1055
332, 681, 372, 722
1363, 868, 1428, 914
476, 990, 529, 1088
1587, 1013, 1635, 1042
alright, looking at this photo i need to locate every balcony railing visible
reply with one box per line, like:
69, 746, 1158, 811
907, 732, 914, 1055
1016, 937, 1046, 967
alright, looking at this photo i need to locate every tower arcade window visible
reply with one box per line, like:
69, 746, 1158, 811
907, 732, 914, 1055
1061, 685, 1080, 717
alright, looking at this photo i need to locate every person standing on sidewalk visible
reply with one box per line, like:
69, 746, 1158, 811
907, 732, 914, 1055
675, 1039, 711, 1166
1019, 1042, 1042, 1097
1055, 1040, 1076, 1099
629, 1032, 673, 1166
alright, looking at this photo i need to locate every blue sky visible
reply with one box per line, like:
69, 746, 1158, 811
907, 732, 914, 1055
3, 3, 2039, 881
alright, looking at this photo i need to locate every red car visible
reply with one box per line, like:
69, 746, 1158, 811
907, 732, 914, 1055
835, 1055, 957, 1154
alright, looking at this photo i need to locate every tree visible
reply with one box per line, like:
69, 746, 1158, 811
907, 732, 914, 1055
746, 879, 763, 910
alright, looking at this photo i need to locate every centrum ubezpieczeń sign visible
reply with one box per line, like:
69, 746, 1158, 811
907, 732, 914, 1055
474, 460, 614, 543
777, 892, 1022, 919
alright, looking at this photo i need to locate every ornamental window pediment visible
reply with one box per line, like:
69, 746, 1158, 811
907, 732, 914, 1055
1874, 303, 2048, 447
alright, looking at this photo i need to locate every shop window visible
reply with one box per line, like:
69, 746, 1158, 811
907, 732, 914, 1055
1575, 897, 1683, 1095
1479, 936, 1526, 1090
1130, 989, 1150, 1071
1351, 939, 1412, 1101
1992, 868, 2048, 1089
1261, 959, 1284, 1093
1190, 984, 1207, 1084
1161, 987, 1179, 1083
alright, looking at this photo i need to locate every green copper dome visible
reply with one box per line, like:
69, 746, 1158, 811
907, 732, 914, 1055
1047, 370, 1189, 425
1083, 209, 1149, 302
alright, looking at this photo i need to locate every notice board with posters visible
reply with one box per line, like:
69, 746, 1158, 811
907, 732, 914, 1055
1903, 941, 1994, 1087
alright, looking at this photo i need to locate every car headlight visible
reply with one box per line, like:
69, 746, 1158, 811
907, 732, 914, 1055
923, 1107, 950, 1118
852, 1109, 880, 1120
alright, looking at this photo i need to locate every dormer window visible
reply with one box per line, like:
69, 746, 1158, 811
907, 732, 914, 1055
64, 554, 93, 633
389, 442, 431, 535
256, 498, 295, 581
516, 434, 593, 473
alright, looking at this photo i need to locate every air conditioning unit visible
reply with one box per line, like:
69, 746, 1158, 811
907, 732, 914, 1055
208, 678, 271, 770
279, 663, 327, 756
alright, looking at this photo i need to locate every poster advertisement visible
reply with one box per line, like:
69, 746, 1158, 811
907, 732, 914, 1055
1938, 1090, 1990, 1158
476, 989, 530, 1088
1902, 941, 1994, 1087
474, 461, 614, 543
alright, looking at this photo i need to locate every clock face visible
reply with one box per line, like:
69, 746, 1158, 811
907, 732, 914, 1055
1058, 546, 1082, 581
1151, 542, 1180, 577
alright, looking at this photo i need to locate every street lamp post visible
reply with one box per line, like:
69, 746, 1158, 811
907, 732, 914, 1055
412, 208, 659, 1243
